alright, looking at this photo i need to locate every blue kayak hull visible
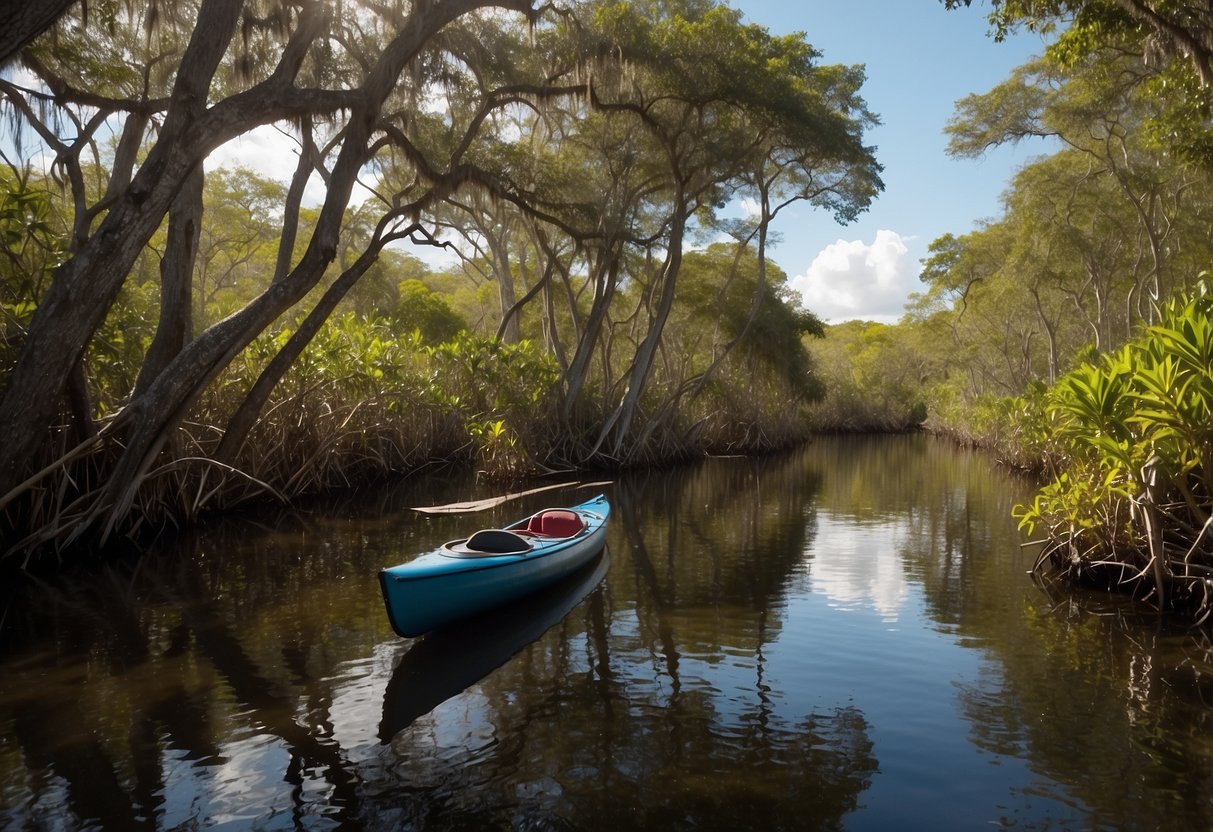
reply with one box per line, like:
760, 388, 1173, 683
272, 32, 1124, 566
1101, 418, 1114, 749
379, 494, 610, 637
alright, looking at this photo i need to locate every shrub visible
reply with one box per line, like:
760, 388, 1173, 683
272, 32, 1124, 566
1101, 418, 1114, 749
1013, 284, 1213, 613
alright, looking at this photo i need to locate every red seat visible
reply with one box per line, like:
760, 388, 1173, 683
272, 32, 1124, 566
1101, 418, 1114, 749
526, 509, 585, 538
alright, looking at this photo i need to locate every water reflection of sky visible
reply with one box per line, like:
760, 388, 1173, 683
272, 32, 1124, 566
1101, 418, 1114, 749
807, 514, 909, 624
774, 517, 1081, 830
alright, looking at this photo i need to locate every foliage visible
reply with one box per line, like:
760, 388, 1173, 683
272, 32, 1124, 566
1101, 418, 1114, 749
424, 334, 559, 420
915, 43, 1213, 450
805, 320, 931, 433
1011, 284, 1213, 611
924, 374, 1093, 482
209, 316, 561, 493
944, 0, 1213, 165
193, 168, 287, 326
391, 279, 466, 345
0, 172, 67, 374
662, 244, 826, 451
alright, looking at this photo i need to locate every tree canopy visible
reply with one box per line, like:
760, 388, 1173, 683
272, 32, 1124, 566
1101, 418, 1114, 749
945, 0, 1213, 163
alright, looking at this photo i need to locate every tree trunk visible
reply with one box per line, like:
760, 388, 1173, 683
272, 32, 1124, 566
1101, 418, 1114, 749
65, 361, 96, 441
0, 0, 244, 496
274, 115, 319, 283
600, 202, 687, 460
495, 259, 550, 344
0, 0, 78, 65
534, 228, 572, 372
487, 224, 522, 344
135, 163, 203, 398
561, 244, 619, 424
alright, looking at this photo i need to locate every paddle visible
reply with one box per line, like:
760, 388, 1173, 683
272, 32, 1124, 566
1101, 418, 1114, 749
411, 480, 613, 514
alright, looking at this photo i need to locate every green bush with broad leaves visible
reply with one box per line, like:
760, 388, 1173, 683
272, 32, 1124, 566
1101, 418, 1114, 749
943, 382, 1061, 472
1013, 284, 1213, 612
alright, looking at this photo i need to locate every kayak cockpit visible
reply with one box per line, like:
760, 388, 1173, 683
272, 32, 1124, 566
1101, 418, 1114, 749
441, 509, 591, 558
443, 529, 533, 557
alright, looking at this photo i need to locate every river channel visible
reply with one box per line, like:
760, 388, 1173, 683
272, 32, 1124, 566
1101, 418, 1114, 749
3, 434, 1213, 830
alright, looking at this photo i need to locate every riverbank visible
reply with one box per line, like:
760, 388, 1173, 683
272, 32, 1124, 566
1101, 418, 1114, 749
918, 289, 1213, 621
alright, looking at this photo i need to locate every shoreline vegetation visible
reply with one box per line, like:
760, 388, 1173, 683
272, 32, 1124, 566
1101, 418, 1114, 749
2, 0, 1213, 623
931, 289, 1213, 622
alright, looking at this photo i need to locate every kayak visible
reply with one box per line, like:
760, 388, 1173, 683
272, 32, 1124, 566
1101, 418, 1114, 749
379, 549, 609, 739
378, 494, 610, 637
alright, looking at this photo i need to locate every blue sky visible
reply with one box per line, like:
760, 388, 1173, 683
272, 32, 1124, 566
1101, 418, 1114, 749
729, 0, 1052, 322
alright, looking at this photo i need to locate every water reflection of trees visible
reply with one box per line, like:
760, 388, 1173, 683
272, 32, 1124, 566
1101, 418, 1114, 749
0, 451, 880, 830
951, 596, 1213, 829
809, 436, 1213, 829
375, 673, 874, 829
1, 521, 386, 829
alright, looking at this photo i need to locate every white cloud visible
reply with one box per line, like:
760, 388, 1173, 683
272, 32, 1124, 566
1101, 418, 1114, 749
808, 516, 909, 624
208, 126, 308, 184
789, 230, 917, 324
206, 125, 373, 208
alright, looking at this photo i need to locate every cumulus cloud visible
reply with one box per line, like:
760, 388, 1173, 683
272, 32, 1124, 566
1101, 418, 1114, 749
789, 230, 917, 324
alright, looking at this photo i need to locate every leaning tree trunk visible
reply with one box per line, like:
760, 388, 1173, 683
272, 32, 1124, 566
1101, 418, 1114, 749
495, 258, 552, 344
534, 228, 573, 372
0, 0, 78, 65
599, 199, 688, 460
560, 243, 620, 424
274, 115, 321, 283
0, 0, 245, 497
135, 163, 203, 398
88, 0, 536, 540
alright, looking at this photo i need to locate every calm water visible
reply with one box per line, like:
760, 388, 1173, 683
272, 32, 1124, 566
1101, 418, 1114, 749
4, 435, 1213, 830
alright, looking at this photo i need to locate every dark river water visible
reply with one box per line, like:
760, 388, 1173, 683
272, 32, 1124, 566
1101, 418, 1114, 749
4, 434, 1213, 831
